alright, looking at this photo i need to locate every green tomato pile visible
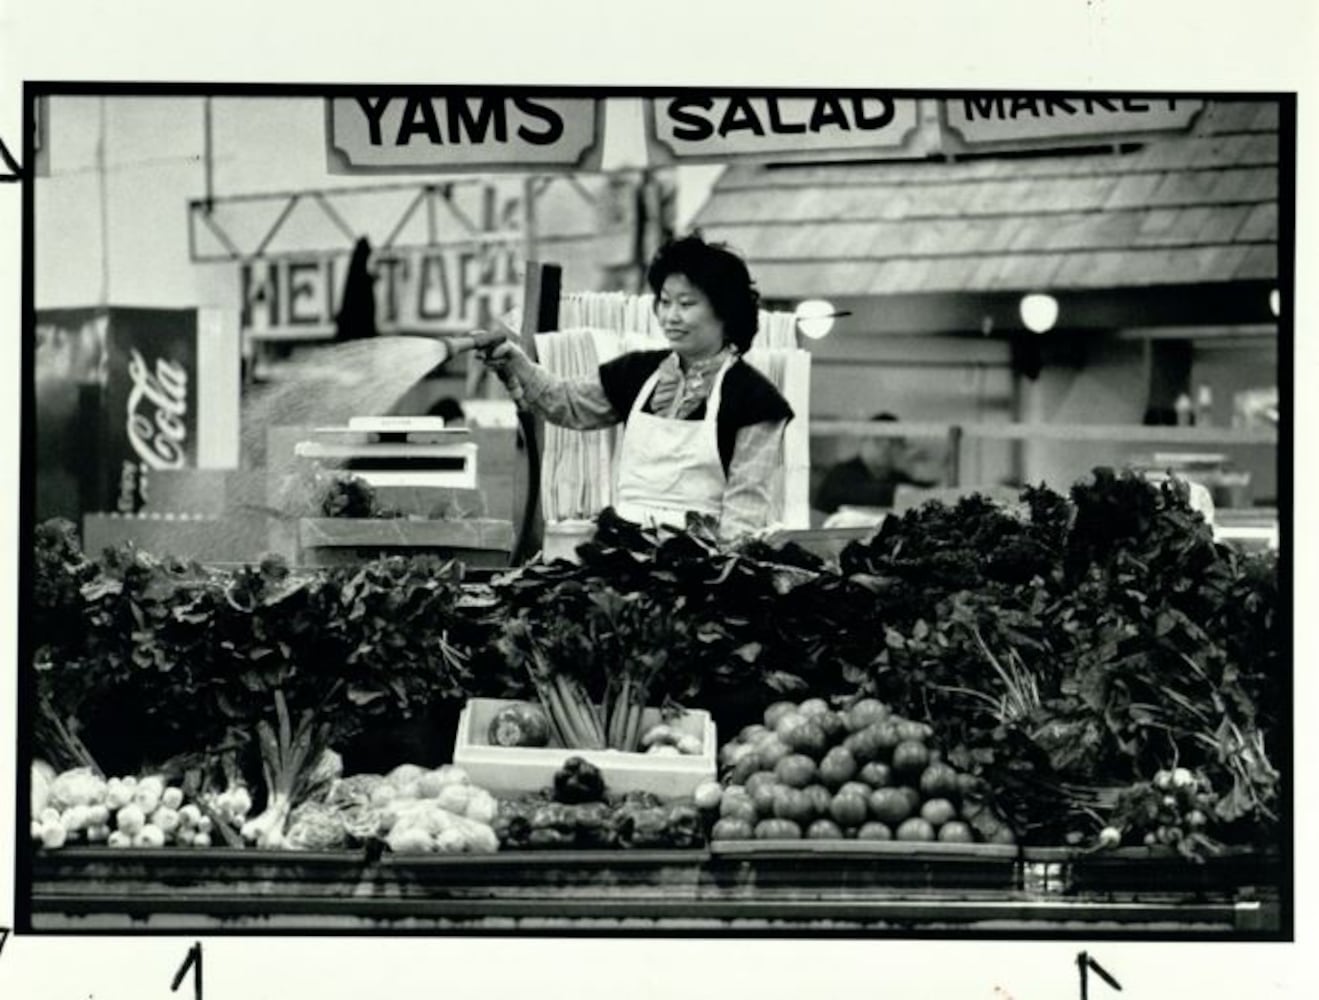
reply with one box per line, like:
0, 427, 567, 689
702, 697, 1015, 844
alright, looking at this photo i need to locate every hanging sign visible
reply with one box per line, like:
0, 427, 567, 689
326, 95, 604, 173
241, 241, 522, 339
940, 96, 1205, 151
644, 94, 927, 165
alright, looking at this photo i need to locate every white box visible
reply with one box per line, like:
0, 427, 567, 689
454, 697, 716, 802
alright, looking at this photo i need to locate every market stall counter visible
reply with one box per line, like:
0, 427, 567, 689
29, 843, 1278, 934
25, 471, 1286, 938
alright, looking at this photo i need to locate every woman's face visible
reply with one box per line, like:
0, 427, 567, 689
657, 273, 726, 361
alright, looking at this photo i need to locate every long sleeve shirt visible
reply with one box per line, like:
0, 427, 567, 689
516, 359, 786, 538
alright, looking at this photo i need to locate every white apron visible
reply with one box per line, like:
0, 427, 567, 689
614, 357, 732, 530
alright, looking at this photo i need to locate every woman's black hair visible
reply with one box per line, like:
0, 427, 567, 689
646, 232, 761, 353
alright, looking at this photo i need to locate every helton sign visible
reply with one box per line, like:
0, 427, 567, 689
241, 242, 522, 339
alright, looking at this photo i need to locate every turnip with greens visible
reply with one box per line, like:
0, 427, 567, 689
61, 804, 91, 833
207, 784, 252, 827
151, 806, 181, 836
105, 779, 132, 810
133, 788, 162, 817
116, 804, 146, 837
133, 825, 166, 848
1096, 825, 1122, 849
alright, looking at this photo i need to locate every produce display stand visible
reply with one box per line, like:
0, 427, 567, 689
28, 106, 1284, 950
1018, 845, 1282, 898
288, 420, 517, 568
297, 517, 516, 569
28, 844, 1279, 934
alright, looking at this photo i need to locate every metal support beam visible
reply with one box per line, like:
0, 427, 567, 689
380, 187, 427, 250
311, 191, 357, 245
252, 194, 301, 258
185, 178, 506, 262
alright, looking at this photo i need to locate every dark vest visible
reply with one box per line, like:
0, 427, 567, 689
597, 350, 794, 475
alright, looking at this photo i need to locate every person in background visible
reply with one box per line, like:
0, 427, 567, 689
334, 236, 377, 342
481, 233, 793, 539
815, 412, 935, 514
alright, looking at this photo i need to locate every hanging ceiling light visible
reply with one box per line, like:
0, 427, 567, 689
1019, 293, 1059, 334
795, 299, 847, 339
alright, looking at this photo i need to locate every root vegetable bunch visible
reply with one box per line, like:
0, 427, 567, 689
1096, 766, 1226, 861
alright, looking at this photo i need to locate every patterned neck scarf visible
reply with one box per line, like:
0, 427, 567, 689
646, 347, 734, 418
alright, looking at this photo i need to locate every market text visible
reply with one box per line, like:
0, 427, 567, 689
960, 98, 1184, 121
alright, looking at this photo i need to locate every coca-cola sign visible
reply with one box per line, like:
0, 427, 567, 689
125, 348, 189, 470
100, 309, 198, 512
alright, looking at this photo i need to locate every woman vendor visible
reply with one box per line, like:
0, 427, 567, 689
482, 234, 793, 539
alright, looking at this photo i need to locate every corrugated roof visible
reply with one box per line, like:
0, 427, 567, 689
692, 100, 1280, 297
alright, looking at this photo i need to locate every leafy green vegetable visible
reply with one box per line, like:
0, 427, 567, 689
492, 508, 861, 726
31, 467, 1282, 856
31, 528, 483, 842
848, 470, 1280, 849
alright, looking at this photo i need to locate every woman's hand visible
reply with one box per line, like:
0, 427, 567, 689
483, 337, 530, 378
469, 328, 509, 353
478, 335, 532, 405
